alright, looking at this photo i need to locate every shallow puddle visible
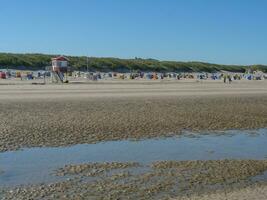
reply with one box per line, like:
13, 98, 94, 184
0, 129, 267, 187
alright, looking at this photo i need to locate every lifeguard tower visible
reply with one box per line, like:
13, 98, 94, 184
51, 56, 69, 83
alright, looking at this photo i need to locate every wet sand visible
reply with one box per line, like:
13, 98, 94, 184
175, 185, 267, 200
2, 160, 267, 200
0, 80, 267, 152
1, 129, 267, 187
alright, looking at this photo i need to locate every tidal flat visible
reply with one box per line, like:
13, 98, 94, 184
1, 81, 267, 199
0, 81, 267, 152
2, 160, 267, 200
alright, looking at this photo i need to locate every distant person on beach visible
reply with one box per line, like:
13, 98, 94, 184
228, 74, 232, 83
223, 74, 227, 83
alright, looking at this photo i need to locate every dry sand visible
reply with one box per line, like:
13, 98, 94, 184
0, 79, 267, 100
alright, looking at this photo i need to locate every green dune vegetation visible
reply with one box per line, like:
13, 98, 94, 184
0, 52, 266, 73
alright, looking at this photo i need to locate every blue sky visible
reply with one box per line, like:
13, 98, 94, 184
0, 0, 266, 65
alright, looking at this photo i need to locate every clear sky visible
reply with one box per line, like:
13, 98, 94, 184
0, 0, 266, 65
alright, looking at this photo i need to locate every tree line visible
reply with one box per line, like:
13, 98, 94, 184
0, 53, 266, 73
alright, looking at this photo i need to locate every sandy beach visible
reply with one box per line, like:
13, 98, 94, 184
2, 0, 267, 198
0, 80, 267, 152
1, 80, 267, 199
